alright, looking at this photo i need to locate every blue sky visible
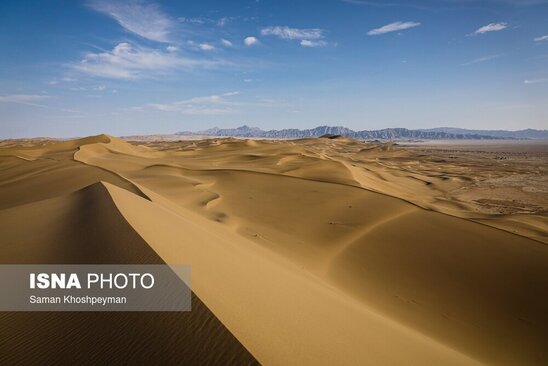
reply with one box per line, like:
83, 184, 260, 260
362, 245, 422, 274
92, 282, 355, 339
0, 0, 547, 137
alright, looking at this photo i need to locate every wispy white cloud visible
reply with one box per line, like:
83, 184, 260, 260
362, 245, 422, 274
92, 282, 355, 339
199, 43, 215, 51
261, 26, 324, 40
221, 39, 233, 47
146, 93, 238, 115
178, 16, 239, 27
166, 45, 178, 52
367, 21, 421, 36
461, 54, 502, 66
66, 85, 106, 92
300, 40, 327, 47
341, 0, 442, 10
343, 0, 548, 8
88, 0, 173, 42
534, 35, 548, 42
261, 26, 330, 47
46, 77, 78, 86
524, 78, 548, 84
0, 94, 82, 114
217, 17, 234, 27
72, 42, 220, 79
141, 92, 279, 115
473, 22, 507, 35
178, 16, 208, 25
244, 36, 260, 46
452, 0, 548, 5
0, 94, 50, 103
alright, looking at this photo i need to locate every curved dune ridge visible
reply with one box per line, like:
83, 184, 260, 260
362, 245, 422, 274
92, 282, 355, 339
1, 135, 547, 365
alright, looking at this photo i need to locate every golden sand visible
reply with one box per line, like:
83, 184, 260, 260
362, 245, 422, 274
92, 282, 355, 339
1, 135, 546, 365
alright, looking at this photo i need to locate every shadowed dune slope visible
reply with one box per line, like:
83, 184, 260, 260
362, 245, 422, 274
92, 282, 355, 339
0, 183, 258, 365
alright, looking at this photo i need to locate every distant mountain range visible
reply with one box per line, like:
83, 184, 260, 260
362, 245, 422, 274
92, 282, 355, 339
417, 128, 548, 139
176, 125, 548, 140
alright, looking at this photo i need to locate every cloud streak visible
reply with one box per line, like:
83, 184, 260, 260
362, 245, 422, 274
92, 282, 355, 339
534, 35, 548, 42
221, 39, 233, 47
300, 40, 327, 47
461, 54, 502, 66
343, 0, 548, 8
146, 93, 239, 115
0, 94, 82, 113
524, 78, 548, 84
199, 43, 215, 51
261, 26, 324, 40
88, 0, 173, 42
367, 21, 421, 35
0, 94, 50, 103
261, 26, 330, 47
473, 22, 507, 35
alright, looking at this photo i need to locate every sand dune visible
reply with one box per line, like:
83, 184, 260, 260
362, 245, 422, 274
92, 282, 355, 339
1, 135, 547, 365
0, 149, 257, 364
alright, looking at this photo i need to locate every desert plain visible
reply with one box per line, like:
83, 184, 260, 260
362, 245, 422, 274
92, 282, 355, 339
0, 135, 547, 365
